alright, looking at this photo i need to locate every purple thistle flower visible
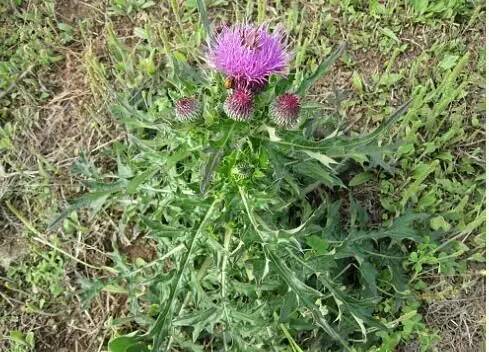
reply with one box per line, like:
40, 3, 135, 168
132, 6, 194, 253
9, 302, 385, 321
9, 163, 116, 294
208, 24, 289, 91
174, 97, 201, 121
270, 93, 301, 128
223, 88, 254, 121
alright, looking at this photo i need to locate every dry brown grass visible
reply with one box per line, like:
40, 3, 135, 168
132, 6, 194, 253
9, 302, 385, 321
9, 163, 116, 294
425, 275, 485, 352
0, 1, 123, 350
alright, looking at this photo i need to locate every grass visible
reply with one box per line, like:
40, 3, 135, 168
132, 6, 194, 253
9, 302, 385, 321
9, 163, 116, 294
0, 0, 485, 351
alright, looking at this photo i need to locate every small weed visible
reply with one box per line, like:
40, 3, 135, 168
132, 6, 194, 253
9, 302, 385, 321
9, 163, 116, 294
5, 330, 35, 352
108, 0, 156, 16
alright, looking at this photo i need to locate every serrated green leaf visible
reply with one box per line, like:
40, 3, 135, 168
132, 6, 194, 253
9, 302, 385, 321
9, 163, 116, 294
303, 150, 337, 169
127, 167, 158, 194
49, 189, 120, 229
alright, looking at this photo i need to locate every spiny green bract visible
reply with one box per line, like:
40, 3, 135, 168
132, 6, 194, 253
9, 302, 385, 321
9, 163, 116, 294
230, 162, 254, 182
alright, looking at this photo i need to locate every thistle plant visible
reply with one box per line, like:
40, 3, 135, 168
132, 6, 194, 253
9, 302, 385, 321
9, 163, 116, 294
53, 15, 422, 352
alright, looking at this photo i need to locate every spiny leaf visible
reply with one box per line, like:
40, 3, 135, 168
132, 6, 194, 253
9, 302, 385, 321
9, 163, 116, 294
265, 99, 411, 155
48, 189, 121, 229
347, 212, 428, 242
302, 150, 337, 169
150, 199, 220, 351
173, 307, 222, 342
264, 247, 352, 351
200, 149, 223, 194
127, 167, 159, 194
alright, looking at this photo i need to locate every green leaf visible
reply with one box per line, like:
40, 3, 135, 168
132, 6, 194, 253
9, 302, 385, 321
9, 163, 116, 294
351, 99, 412, 147
173, 307, 222, 341
303, 150, 337, 169
306, 235, 328, 254
279, 291, 299, 321
251, 257, 270, 284
134, 27, 148, 40
9, 331, 29, 345
358, 261, 378, 296
200, 149, 223, 194
296, 42, 346, 95
109, 335, 148, 352
264, 247, 353, 351
349, 172, 373, 187
127, 167, 158, 194
294, 161, 344, 188
411, 0, 428, 13
351, 70, 363, 93
413, 161, 438, 180
379, 27, 400, 43
49, 189, 121, 229
127, 344, 150, 352
103, 284, 129, 294
430, 215, 451, 231
150, 199, 220, 351
398, 143, 414, 155
351, 313, 368, 343
141, 1, 155, 9
438, 54, 460, 71
267, 99, 411, 155
141, 217, 186, 237
348, 213, 427, 242
263, 125, 282, 142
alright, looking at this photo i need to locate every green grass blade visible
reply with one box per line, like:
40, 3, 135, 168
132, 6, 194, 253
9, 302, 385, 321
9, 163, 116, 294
296, 42, 346, 96
196, 0, 211, 40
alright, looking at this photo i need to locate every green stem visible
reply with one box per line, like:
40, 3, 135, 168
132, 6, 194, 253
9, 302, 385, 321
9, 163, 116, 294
279, 323, 304, 352
221, 226, 232, 351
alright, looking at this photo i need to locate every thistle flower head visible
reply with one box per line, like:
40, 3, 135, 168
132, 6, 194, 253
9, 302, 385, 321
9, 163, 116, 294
223, 88, 254, 121
174, 97, 201, 121
231, 162, 254, 183
208, 24, 289, 90
270, 93, 301, 128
